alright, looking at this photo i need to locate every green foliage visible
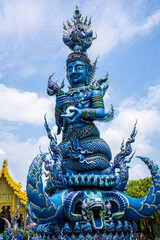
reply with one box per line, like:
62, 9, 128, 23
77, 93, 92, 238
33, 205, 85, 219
125, 177, 152, 198
125, 177, 160, 237
152, 220, 160, 237
30, 230, 35, 236
23, 230, 28, 239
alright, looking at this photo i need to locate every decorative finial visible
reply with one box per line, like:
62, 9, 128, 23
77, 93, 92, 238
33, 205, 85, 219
63, 6, 97, 54
75, 4, 79, 12
3, 159, 8, 167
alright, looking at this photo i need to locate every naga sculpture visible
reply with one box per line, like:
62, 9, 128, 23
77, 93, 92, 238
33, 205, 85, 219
27, 6, 160, 240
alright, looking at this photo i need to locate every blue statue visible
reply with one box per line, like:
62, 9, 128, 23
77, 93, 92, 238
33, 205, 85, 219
2, 217, 12, 240
27, 6, 160, 240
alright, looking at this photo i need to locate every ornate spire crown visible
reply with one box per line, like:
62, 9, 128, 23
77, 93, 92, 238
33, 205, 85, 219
63, 5, 97, 55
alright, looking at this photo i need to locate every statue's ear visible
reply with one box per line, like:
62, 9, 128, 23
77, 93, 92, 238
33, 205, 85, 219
86, 66, 92, 76
86, 66, 92, 85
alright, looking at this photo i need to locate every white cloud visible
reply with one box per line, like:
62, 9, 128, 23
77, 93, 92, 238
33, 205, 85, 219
0, 0, 160, 187
0, 0, 44, 39
0, 0, 72, 49
0, 148, 6, 155
139, 9, 160, 33
0, 0, 159, 85
1, 84, 160, 189
0, 132, 50, 190
0, 0, 159, 62
0, 84, 55, 124
129, 163, 150, 180
99, 84, 160, 179
0, 123, 61, 191
0, 0, 73, 81
88, 1, 160, 57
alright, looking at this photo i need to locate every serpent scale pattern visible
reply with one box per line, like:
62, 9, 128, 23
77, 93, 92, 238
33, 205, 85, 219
59, 137, 112, 161
63, 155, 110, 172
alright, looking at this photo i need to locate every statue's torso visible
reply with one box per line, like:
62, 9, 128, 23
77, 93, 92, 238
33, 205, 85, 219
67, 87, 92, 108
58, 86, 112, 172
66, 87, 93, 128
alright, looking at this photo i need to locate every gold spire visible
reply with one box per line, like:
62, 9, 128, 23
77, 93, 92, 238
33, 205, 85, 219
0, 160, 27, 207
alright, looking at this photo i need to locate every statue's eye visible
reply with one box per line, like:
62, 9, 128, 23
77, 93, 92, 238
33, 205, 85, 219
68, 68, 72, 73
76, 66, 83, 70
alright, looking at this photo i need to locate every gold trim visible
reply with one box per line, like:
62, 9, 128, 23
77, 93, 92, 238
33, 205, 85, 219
0, 160, 27, 207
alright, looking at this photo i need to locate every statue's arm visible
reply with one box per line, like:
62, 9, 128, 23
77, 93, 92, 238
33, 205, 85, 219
56, 89, 106, 123
81, 88, 105, 120
91, 88, 105, 118
55, 105, 63, 134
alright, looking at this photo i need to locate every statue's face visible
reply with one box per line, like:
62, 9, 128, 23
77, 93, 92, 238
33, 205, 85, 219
67, 60, 89, 88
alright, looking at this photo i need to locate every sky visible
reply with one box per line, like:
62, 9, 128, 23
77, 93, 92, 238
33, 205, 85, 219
0, 0, 160, 190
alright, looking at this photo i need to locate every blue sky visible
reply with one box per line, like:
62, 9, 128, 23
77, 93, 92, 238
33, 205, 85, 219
0, 0, 160, 190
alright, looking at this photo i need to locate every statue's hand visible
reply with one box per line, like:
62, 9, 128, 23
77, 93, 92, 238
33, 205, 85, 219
61, 106, 82, 123
56, 95, 70, 109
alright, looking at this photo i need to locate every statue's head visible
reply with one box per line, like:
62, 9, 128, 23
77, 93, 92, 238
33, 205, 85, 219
63, 6, 96, 88
66, 53, 92, 88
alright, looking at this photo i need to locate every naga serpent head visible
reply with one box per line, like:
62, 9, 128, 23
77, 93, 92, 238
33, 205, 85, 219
81, 191, 112, 230
80, 190, 126, 230
82, 194, 105, 230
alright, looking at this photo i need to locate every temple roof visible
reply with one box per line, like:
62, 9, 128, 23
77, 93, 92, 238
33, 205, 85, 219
0, 160, 27, 207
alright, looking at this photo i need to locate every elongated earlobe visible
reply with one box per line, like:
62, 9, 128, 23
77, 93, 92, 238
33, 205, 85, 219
86, 66, 92, 85
87, 66, 92, 76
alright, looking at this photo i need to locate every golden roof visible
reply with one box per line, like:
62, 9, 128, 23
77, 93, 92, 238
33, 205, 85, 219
0, 160, 27, 207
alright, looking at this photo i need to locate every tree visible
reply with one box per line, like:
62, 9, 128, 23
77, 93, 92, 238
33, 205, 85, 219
125, 177, 160, 239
